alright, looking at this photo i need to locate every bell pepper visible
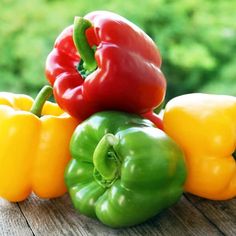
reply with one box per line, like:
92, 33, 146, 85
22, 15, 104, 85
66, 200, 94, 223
163, 93, 236, 200
45, 11, 166, 129
65, 111, 186, 227
0, 86, 78, 202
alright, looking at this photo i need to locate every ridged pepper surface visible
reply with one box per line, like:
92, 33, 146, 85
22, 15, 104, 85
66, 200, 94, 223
65, 111, 186, 227
163, 93, 236, 200
0, 86, 78, 202
45, 11, 166, 129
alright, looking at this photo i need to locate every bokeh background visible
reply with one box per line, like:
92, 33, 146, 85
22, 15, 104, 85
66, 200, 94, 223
0, 0, 235, 101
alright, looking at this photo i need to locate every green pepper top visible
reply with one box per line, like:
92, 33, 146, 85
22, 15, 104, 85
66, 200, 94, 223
65, 111, 186, 228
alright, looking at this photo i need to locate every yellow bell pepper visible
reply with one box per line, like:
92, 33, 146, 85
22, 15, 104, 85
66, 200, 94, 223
163, 93, 236, 200
0, 86, 78, 202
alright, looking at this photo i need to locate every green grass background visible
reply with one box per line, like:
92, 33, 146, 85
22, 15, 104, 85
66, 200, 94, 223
0, 0, 235, 101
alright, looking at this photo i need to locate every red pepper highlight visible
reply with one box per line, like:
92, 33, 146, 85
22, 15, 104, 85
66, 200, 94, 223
45, 11, 166, 125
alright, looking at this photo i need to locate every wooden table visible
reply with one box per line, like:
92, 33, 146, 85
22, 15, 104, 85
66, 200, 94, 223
0, 193, 235, 236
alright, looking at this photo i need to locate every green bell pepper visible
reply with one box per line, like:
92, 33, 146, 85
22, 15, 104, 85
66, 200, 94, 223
65, 111, 186, 228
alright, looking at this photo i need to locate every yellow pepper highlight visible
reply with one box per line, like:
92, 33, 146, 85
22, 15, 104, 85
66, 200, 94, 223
0, 88, 78, 202
163, 93, 236, 200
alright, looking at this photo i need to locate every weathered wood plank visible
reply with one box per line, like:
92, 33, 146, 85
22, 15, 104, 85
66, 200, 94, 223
186, 194, 236, 236
0, 198, 33, 236
148, 196, 223, 236
17, 194, 222, 236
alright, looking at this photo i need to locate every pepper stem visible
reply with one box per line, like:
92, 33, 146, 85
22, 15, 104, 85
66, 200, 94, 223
73, 16, 97, 75
233, 150, 236, 161
93, 134, 120, 188
30, 85, 53, 117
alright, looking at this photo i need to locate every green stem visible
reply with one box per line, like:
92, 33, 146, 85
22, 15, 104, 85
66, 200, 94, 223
73, 16, 97, 74
93, 134, 120, 188
30, 85, 53, 117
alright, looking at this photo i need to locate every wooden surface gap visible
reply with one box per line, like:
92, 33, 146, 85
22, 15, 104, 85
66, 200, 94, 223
1, 193, 235, 236
17, 203, 36, 236
0, 198, 33, 236
187, 194, 226, 235
184, 194, 226, 235
185, 194, 236, 236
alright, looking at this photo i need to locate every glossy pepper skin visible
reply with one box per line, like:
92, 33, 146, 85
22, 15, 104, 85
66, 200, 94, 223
45, 11, 166, 128
65, 111, 186, 228
163, 93, 236, 200
0, 87, 78, 202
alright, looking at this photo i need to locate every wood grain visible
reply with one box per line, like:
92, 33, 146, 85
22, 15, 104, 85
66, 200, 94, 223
148, 196, 223, 236
17, 194, 222, 236
1, 193, 235, 236
186, 194, 236, 236
0, 198, 33, 236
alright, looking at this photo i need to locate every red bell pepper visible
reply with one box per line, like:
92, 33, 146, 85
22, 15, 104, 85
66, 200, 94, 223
45, 11, 166, 129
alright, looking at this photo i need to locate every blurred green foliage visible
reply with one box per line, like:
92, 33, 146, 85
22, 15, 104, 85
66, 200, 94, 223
0, 0, 235, 99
